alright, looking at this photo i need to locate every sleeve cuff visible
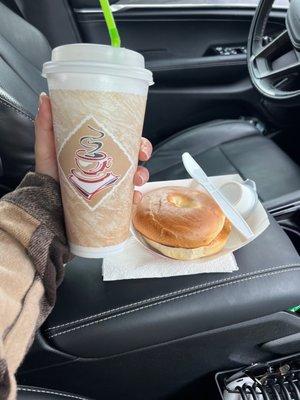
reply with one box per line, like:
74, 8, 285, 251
2, 172, 67, 245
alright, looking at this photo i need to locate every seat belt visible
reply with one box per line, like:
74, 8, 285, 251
13, 0, 25, 18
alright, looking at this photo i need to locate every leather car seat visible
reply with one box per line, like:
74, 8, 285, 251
18, 386, 92, 399
0, 3, 298, 399
0, 2, 300, 211
145, 119, 300, 210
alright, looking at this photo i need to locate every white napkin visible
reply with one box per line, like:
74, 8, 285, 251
102, 236, 238, 281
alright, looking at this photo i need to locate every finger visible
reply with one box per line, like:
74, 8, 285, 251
133, 191, 143, 204
35, 93, 53, 137
133, 166, 149, 186
35, 92, 58, 180
139, 137, 153, 162
35, 93, 54, 157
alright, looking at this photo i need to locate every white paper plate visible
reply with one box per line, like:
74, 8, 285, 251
131, 175, 270, 263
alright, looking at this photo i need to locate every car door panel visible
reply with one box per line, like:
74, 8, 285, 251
17, 0, 288, 144
69, 4, 287, 144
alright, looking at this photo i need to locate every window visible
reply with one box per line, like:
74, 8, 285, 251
116, 0, 289, 8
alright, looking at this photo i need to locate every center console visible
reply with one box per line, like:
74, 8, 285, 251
18, 215, 300, 400
216, 353, 300, 400
266, 192, 300, 254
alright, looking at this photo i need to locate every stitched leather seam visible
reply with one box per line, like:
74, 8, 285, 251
48, 265, 300, 339
0, 97, 34, 122
218, 144, 246, 180
45, 263, 299, 332
17, 387, 88, 400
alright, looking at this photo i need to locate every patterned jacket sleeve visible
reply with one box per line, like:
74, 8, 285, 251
0, 172, 69, 400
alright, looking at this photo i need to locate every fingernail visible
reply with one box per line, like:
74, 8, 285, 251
39, 92, 47, 105
140, 150, 148, 160
141, 142, 148, 152
133, 191, 142, 204
136, 175, 144, 186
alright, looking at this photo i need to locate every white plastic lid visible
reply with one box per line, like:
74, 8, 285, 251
42, 43, 153, 85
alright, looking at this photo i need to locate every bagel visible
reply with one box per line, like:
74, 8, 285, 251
132, 186, 231, 260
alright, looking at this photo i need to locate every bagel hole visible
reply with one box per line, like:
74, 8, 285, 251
167, 193, 199, 208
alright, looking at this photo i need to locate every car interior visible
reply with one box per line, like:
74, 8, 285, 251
0, 0, 300, 399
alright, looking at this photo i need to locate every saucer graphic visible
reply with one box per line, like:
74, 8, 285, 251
69, 170, 119, 201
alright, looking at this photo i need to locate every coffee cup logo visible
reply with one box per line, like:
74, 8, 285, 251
58, 116, 132, 210
69, 126, 119, 200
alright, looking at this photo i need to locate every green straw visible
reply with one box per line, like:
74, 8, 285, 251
99, 0, 121, 47
289, 305, 300, 313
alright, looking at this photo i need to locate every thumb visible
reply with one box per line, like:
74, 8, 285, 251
35, 92, 59, 181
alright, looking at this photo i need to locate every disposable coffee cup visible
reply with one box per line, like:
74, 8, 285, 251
42, 44, 153, 258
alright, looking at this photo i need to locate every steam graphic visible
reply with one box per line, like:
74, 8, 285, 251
68, 125, 119, 200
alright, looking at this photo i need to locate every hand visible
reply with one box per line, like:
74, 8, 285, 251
35, 92, 152, 203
